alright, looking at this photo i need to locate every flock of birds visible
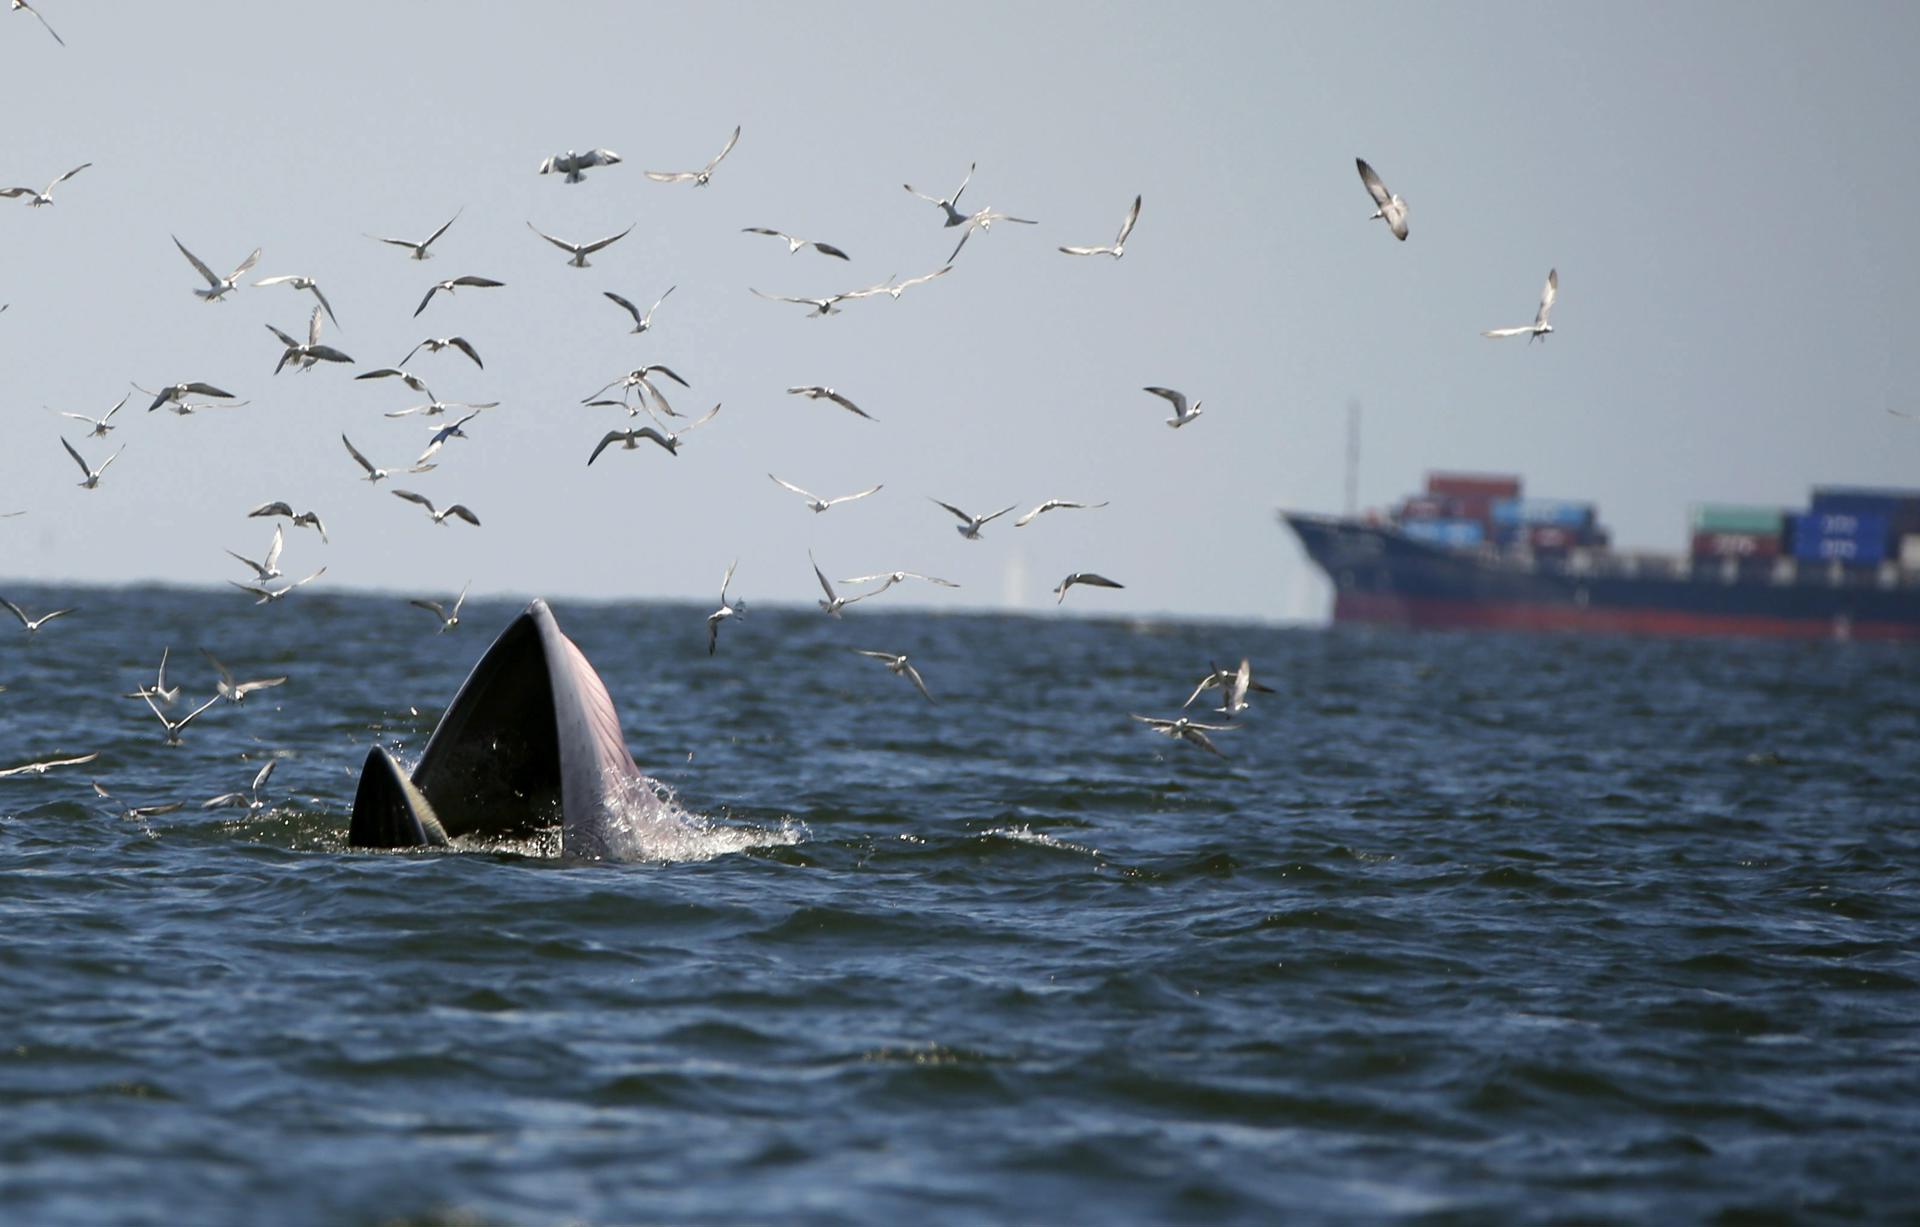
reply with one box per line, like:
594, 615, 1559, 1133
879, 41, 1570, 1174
2, 20, 1555, 804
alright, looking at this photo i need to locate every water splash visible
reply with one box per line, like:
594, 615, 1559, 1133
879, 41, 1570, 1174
583, 773, 806, 865
984, 824, 1100, 858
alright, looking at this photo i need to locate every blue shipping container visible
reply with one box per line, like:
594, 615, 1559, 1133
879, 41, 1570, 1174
1489, 499, 1597, 529
1809, 488, 1920, 536
1788, 513, 1889, 565
1491, 497, 1597, 528
1401, 518, 1485, 548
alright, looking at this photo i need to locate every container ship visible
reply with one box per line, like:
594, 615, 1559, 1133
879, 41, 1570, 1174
1283, 474, 1920, 640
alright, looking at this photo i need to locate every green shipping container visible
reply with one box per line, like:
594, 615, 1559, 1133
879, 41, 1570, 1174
1691, 504, 1787, 535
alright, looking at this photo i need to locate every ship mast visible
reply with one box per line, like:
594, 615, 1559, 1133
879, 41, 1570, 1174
1344, 398, 1360, 517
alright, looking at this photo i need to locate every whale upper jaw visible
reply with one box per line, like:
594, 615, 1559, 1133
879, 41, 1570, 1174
347, 598, 649, 858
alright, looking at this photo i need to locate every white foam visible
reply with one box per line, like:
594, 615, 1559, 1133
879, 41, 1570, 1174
588, 774, 806, 864
984, 824, 1099, 857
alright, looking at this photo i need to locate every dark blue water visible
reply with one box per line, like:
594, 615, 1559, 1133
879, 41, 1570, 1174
3, 586, 1918, 1225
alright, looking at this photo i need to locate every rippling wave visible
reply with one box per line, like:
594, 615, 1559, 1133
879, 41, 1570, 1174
3, 587, 1918, 1223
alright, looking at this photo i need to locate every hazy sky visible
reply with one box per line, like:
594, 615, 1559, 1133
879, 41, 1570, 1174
3, 3, 1917, 622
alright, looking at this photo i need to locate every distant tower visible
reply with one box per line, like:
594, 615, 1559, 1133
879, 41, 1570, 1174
1344, 398, 1361, 517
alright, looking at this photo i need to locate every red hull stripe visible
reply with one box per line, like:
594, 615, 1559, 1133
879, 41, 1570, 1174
1332, 591, 1920, 641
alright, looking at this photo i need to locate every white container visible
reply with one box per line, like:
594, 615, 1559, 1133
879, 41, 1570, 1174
1901, 534, 1920, 569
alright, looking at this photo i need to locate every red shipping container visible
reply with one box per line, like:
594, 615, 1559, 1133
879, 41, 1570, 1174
1427, 472, 1522, 500
1690, 531, 1781, 560
1452, 494, 1499, 524
1529, 525, 1576, 551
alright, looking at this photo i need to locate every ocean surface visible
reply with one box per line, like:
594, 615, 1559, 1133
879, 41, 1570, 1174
2, 585, 1917, 1226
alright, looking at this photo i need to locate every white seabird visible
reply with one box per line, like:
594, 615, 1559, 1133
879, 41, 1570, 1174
931, 498, 1015, 540
768, 474, 882, 513
1143, 385, 1203, 428
1356, 158, 1409, 241
1, 161, 88, 206
173, 235, 259, 302
645, 125, 741, 186
1059, 195, 1141, 258
1482, 268, 1559, 342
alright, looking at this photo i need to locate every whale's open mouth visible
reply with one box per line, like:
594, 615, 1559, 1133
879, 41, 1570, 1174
348, 600, 640, 856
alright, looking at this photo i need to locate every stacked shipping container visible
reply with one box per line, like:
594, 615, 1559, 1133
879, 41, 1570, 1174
1385, 475, 1920, 568
1689, 505, 1787, 561
1396, 474, 1608, 553
1804, 488, 1920, 569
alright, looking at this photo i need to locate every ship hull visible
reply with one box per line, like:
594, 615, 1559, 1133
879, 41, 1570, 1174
1285, 512, 1920, 641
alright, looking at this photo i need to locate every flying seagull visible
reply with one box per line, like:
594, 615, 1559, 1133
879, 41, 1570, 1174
1131, 714, 1239, 759
247, 502, 328, 543
413, 411, 481, 465
904, 162, 974, 226
584, 363, 690, 419
0, 596, 73, 635
587, 425, 677, 465
141, 381, 235, 413
101, 791, 187, 821
527, 220, 635, 268
810, 552, 872, 618
60, 436, 119, 489
173, 235, 259, 302
202, 759, 278, 811
127, 648, 181, 709
342, 433, 434, 483
252, 274, 339, 328
539, 148, 622, 183
1356, 158, 1408, 241
384, 394, 499, 420
768, 474, 883, 513
851, 650, 933, 701
414, 275, 505, 318
1143, 385, 1203, 428
1482, 268, 1558, 342
9, 0, 63, 46
1059, 195, 1141, 258
645, 124, 741, 186
354, 367, 432, 394
397, 335, 483, 370
410, 582, 470, 633
265, 305, 354, 374
58, 392, 130, 438
706, 559, 743, 654
226, 524, 284, 582
367, 209, 461, 260
844, 266, 954, 301
589, 401, 719, 460
786, 385, 873, 420
229, 567, 326, 606
0, 752, 100, 779
1014, 498, 1109, 527
947, 205, 1038, 263
1184, 659, 1277, 712
391, 489, 480, 527
1052, 572, 1125, 604
142, 691, 223, 746
749, 287, 859, 318
837, 570, 960, 593
1212, 658, 1263, 718
742, 228, 849, 260
202, 649, 288, 703
603, 286, 674, 335
931, 498, 1015, 540
1, 161, 88, 206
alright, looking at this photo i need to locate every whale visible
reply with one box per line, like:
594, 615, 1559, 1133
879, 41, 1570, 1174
348, 598, 655, 859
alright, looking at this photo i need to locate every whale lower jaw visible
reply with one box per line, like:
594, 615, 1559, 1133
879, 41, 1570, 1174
347, 599, 649, 857
349, 746, 450, 848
